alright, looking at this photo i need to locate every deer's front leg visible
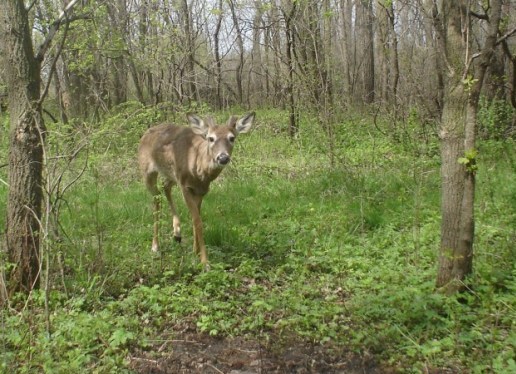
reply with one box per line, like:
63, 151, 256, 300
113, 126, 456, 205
163, 181, 181, 242
182, 188, 208, 265
144, 171, 161, 252
152, 194, 160, 252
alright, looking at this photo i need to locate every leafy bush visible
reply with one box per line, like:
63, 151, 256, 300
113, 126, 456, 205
478, 97, 515, 139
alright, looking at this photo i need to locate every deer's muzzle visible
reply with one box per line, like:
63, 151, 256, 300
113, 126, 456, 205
217, 153, 231, 165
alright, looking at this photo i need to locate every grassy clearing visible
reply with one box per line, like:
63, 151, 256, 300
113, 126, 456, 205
0, 107, 515, 373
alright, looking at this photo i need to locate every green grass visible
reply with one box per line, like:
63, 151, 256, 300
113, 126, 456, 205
1, 108, 515, 373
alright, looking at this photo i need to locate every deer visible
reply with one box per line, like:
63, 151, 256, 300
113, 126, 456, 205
138, 112, 255, 265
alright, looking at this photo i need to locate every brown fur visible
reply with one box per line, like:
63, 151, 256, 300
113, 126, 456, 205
138, 112, 255, 265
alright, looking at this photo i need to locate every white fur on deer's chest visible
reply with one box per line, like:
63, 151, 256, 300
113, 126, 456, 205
189, 155, 220, 184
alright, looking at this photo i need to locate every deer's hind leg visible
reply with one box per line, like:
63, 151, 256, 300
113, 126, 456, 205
163, 180, 182, 243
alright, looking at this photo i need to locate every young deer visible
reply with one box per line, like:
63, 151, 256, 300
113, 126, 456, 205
138, 112, 255, 265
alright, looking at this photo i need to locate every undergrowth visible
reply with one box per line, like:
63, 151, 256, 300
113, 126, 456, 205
0, 106, 515, 373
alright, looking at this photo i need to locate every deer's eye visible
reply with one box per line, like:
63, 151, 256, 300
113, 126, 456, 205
207, 136, 215, 143
228, 135, 235, 143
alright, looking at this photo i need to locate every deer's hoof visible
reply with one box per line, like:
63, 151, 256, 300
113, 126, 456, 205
174, 235, 182, 243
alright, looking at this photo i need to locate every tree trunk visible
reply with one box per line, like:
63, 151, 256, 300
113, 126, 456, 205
62, 55, 88, 118
1, 0, 81, 302
128, 56, 145, 104
181, 0, 198, 103
106, 0, 129, 106
214, 0, 224, 109
425, 0, 444, 118
436, 0, 502, 294
340, 0, 353, 100
283, 1, 298, 137
229, 0, 244, 106
52, 59, 69, 124
271, 3, 284, 107
386, 2, 399, 105
1, 0, 44, 299
356, 0, 375, 104
250, 1, 264, 108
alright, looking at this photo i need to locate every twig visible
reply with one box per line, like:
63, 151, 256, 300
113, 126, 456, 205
206, 363, 224, 374
372, 106, 386, 136
496, 26, 516, 46
38, 15, 70, 105
129, 356, 160, 365
35, 0, 82, 61
26, 0, 38, 12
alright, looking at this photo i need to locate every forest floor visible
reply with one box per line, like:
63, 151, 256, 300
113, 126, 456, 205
128, 326, 388, 374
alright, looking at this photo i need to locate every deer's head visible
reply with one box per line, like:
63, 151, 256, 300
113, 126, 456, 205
187, 112, 255, 167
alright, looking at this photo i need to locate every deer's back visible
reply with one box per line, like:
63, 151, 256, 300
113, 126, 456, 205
138, 124, 201, 183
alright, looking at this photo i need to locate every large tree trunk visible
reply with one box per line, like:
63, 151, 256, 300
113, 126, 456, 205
1, 0, 81, 302
437, 84, 469, 292
1, 0, 44, 299
436, 0, 502, 294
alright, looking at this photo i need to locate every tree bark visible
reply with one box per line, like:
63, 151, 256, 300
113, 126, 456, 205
356, 0, 375, 104
229, 0, 245, 106
1, 0, 45, 299
385, 2, 399, 105
214, 0, 224, 109
436, 0, 502, 294
181, 0, 198, 103
1, 0, 80, 302
106, 0, 128, 106
283, 2, 297, 137
340, 0, 353, 100
250, 1, 264, 108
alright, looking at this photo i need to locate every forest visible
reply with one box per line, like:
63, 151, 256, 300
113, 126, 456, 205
0, 0, 515, 372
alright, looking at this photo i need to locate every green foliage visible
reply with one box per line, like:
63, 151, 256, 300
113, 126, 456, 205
462, 74, 479, 92
1, 107, 515, 372
458, 148, 478, 173
478, 96, 515, 139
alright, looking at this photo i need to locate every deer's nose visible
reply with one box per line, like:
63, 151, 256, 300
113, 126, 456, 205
217, 153, 231, 165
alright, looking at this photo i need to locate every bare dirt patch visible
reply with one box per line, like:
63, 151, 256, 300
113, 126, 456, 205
129, 331, 390, 374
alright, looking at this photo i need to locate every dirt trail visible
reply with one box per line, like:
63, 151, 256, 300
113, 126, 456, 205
129, 332, 389, 373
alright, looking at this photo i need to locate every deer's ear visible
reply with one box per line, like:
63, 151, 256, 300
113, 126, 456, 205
227, 115, 238, 128
187, 113, 209, 135
234, 112, 255, 134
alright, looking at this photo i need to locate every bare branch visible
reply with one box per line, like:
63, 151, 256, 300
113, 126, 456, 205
496, 26, 516, 46
35, 0, 82, 62
38, 19, 69, 105
26, 0, 38, 13
469, 10, 488, 20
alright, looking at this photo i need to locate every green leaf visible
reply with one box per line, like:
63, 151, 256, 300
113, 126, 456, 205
109, 329, 134, 348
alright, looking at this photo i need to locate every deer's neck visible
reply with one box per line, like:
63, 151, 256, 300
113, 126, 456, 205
194, 140, 222, 183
